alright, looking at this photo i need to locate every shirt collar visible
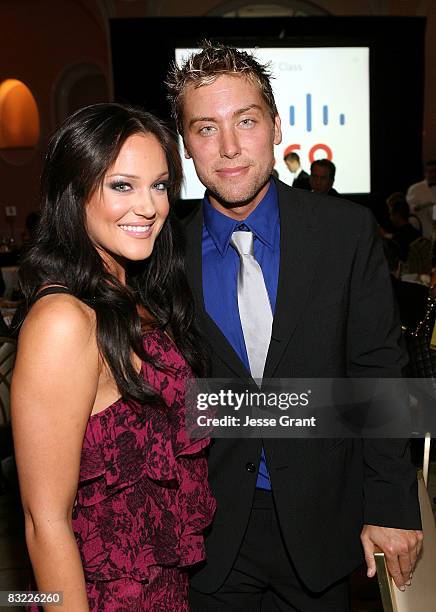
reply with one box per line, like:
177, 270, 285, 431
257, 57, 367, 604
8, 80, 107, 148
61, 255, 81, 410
203, 179, 279, 256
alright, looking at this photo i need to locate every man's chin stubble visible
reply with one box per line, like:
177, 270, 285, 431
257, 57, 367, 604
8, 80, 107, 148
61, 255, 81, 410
206, 176, 270, 210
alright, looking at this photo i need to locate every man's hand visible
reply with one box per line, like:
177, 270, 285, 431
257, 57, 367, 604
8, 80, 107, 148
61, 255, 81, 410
361, 525, 423, 590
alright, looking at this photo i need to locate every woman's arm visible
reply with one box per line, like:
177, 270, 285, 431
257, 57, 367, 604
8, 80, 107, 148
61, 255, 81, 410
11, 295, 100, 611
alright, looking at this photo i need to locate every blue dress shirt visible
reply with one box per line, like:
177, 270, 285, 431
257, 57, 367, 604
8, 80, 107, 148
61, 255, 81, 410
202, 180, 280, 489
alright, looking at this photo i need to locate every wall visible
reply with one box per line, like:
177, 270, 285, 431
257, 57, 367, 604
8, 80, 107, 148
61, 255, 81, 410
0, 0, 110, 237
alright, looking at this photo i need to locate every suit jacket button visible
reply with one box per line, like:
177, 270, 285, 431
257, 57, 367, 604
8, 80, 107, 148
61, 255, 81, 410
245, 462, 256, 473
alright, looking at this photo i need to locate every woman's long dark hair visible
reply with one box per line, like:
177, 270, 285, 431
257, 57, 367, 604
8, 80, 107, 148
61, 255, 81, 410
19, 103, 207, 405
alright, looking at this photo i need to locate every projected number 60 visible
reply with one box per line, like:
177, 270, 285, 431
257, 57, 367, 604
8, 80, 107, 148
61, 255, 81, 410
285, 143, 333, 162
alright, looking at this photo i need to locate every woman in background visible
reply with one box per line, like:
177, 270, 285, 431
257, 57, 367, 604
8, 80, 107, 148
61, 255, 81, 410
11, 103, 215, 611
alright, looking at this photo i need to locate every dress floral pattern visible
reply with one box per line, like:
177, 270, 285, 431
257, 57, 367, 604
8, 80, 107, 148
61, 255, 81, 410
30, 329, 215, 611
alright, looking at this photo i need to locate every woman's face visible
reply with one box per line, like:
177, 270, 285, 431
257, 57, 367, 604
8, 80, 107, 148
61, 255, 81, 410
86, 132, 170, 281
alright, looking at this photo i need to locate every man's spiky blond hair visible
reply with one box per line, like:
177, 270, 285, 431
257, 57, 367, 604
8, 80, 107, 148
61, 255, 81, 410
166, 40, 278, 134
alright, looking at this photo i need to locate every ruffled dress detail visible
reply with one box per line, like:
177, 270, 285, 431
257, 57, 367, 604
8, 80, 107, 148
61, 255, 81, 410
72, 329, 216, 584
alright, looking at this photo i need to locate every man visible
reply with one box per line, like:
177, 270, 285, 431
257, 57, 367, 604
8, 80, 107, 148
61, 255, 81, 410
310, 158, 340, 196
166, 42, 422, 611
388, 197, 421, 262
283, 148, 310, 190
382, 239, 427, 330
406, 159, 436, 239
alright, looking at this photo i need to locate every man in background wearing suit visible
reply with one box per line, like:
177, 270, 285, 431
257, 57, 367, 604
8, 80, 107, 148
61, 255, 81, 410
309, 158, 341, 197
283, 149, 310, 190
166, 42, 422, 611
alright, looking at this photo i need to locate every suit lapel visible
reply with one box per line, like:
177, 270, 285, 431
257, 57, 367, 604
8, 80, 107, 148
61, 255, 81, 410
264, 180, 321, 378
183, 205, 250, 379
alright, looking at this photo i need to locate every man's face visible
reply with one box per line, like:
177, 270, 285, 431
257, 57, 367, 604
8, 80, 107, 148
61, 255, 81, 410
182, 74, 282, 218
285, 158, 299, 173
389, 210, 401, 228
310, 165, 333, 194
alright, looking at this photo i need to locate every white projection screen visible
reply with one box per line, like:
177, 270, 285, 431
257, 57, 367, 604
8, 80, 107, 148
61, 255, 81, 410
175, 47, 370, 198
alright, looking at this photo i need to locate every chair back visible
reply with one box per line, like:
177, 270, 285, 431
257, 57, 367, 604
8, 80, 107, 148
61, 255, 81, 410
405, 237, 432, 276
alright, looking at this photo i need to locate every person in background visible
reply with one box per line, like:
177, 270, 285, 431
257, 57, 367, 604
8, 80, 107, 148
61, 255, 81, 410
166, 40, 422, 612
389, 197, 422, 262
382, 239, 428, 329
406, 159, 436, 239
283, 149, 310, 189
11, 103, 215, 612
310, 158, 340, 196
386, 192, 421, 233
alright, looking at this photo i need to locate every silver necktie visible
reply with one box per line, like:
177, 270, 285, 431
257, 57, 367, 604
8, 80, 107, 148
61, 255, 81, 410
231, 230, 273, 380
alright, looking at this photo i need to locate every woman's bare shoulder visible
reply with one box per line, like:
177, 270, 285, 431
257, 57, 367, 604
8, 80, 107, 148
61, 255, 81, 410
19, 292, 96, 351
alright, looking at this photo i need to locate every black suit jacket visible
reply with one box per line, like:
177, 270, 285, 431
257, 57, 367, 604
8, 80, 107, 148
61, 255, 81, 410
292, 168, 310, 190
182, 178, 420, 593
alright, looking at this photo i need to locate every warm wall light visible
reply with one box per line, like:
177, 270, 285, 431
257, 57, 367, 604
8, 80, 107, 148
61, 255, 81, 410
0, 79, 40, 149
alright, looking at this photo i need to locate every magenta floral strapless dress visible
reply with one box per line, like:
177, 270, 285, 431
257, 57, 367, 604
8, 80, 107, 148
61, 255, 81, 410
66, 330, 214, 611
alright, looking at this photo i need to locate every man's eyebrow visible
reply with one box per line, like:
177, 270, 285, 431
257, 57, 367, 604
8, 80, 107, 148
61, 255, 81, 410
188, 104, 263, 128
188, 116, 215, 128
233, 104, 263, 117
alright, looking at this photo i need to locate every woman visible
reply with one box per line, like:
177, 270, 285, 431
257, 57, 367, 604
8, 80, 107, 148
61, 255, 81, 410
11, 104, 215, 611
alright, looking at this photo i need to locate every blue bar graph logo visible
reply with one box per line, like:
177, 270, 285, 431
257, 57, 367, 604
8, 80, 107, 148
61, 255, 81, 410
289, 94, 346, 132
